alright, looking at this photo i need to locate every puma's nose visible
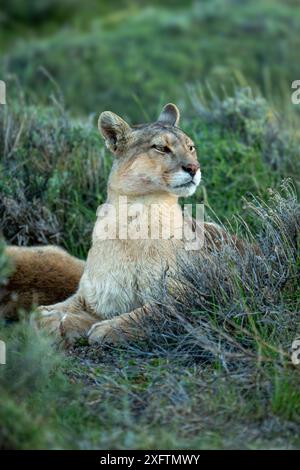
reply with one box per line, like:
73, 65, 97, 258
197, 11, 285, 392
182, 163, 200, 177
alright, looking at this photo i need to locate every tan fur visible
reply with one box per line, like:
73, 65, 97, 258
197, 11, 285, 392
1, 246, 84, 319
1, 104, 246, 345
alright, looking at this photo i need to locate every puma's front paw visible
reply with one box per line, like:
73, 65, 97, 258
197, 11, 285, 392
31, 306, 64, 340
87, 319, 122, 346
32, 307, 84, 347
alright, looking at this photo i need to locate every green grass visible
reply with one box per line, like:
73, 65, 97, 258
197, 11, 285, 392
2, 0, 300, 119
1, 316, 300, 449
0, 0, 300, 450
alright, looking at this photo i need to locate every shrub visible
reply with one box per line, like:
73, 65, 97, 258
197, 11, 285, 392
120, 183, 300, 367
190, 86, 300, 172
0, 318, 84, 449
0, 98, 110, 255
1, 0, 78, 25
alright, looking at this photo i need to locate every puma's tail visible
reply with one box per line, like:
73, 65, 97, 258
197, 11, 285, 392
1, 246, 85, 319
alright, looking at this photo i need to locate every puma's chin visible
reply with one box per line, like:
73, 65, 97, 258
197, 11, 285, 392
170, 181, 198, 197
167, 169, 201, 197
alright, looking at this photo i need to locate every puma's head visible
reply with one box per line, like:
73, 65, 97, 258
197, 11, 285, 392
98, 103, 201, 198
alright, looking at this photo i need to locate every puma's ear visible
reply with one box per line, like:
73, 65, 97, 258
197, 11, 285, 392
98, 111, 131, 154
157, 103, 180, 126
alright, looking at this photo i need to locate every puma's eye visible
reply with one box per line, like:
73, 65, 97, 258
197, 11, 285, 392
152, 144, 171, 154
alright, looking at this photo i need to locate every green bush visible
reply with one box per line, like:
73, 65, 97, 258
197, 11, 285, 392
0, 242, 11, 285
1, 0, 78, 24
0, 99, 110, 255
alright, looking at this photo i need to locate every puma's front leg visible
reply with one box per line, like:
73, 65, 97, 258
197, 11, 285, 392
87, 305, 150, 345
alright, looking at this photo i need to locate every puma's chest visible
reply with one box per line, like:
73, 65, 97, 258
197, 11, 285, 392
79, 239, 180, 318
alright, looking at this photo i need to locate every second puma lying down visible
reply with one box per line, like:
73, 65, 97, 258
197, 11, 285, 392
25, 104, 242, 345
1, 246, 84, 320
